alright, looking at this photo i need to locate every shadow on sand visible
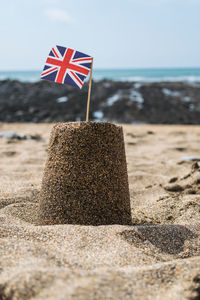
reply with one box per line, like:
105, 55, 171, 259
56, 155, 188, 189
119, 224, 197, 255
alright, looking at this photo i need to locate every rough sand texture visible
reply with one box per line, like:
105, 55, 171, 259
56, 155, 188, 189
39, 122, 131, 225
0, 123, 200, 300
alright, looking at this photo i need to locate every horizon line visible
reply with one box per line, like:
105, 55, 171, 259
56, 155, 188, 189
0, 66, 200, 72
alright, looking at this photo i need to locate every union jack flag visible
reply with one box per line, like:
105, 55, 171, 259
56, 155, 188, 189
41, 45, 93, 89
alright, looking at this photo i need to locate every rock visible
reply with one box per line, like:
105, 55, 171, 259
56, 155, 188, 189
169, 177, 178, 183
0, 131, 43, 141
175, 147, 187, 152
0, 131, 27, 140
180, 157, 200, 162
185, 189, 196, 195
164, 184, 184, 192
193, 176, 200, 185
29, 134, 43, 141
192, 162, 200, 171
1, 79, 200, 123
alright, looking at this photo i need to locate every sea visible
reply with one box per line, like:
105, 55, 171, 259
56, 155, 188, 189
0, 68, 200, 83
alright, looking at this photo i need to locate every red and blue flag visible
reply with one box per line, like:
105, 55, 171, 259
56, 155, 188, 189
41, 45, 93, 89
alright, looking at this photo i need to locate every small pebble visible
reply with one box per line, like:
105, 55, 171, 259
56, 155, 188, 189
164, 184, 184, 192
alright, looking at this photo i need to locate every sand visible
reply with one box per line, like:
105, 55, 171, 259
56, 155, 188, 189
0, 122, 200, 300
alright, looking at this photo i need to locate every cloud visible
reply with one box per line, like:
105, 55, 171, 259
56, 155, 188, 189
44, 8, 75, 23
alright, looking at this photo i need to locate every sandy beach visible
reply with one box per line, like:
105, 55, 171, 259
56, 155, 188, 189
0, 123, 200, 300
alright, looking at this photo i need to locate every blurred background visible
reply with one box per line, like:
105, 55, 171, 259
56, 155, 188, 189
0, 0, 200, 123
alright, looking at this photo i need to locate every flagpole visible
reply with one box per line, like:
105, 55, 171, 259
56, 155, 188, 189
86, 58, 93, 122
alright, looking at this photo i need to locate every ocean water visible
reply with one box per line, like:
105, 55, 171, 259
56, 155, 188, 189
0, 68, 200, 83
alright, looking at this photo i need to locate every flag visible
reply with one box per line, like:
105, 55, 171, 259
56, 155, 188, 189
41, 45, 93, 89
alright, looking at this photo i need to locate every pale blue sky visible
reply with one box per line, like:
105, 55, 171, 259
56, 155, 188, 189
0, 0, 200, 70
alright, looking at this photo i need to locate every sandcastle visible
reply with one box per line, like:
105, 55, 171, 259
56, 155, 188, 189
39, 121, 132, 225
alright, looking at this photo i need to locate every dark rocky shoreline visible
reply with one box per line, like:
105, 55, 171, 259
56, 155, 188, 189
0, 79, 200, 124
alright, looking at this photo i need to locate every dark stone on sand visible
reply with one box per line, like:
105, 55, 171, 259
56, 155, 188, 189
180, 157, 200, 162
164, 184, 184, 192
185, 189, 196, 195
39, 122, 132, 225
0, 131, 43, 141
169, 177, 178, 183
192, 162, 200, 171
0, 131, 27, 140
194, 177, 200, 185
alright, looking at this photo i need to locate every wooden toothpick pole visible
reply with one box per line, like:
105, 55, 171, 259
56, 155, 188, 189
86, 58, 93, 122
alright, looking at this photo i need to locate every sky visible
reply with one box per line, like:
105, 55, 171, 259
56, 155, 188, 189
0, 0, 200, 70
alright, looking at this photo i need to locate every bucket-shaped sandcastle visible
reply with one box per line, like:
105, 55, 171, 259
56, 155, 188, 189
39, 122, 131, 225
